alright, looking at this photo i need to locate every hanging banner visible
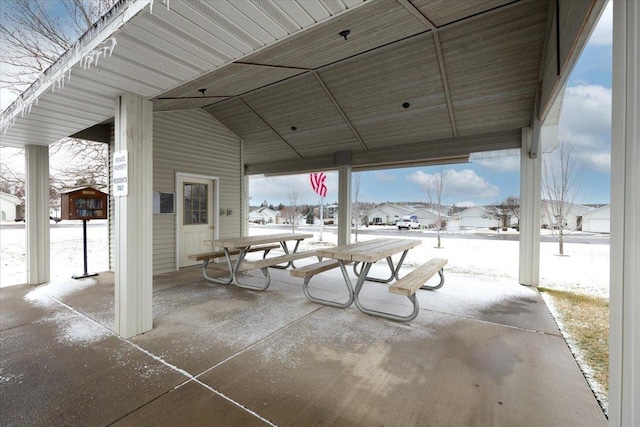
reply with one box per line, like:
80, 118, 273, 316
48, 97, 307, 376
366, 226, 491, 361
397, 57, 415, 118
310, 172, 327, 198
112, 150, 128, 197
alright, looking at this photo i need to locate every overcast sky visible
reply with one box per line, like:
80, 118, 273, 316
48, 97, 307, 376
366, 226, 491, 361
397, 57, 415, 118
251, 3, 613, 207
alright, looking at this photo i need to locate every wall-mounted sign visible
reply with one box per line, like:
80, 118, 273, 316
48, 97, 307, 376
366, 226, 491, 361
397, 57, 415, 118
113, 150, 128, 197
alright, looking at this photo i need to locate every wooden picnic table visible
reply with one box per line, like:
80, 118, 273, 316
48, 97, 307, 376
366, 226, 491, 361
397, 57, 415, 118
312, 238, 423, 320
203, 233, 314, 290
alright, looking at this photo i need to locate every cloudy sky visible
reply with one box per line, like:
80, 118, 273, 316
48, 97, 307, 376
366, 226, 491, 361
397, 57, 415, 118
251, 3, 613, 207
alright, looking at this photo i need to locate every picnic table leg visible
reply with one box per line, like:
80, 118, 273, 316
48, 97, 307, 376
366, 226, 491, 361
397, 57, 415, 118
352, 261, 420, 322
302, 259, 354, 308
200, 248, 236, 285
270, 239, 301, 269
352, 249, 409, 283
233, 247, 271, 291
419, 268, 445, 290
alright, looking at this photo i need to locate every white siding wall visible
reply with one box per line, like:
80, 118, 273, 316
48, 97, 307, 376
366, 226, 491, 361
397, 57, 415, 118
153, 109, 241, 274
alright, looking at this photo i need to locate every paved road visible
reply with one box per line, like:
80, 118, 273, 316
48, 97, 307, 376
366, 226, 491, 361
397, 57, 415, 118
250, 224, 610, 245
1, 221, 609, 245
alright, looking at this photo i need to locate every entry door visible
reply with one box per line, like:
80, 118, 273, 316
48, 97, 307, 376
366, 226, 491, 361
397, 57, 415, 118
178, 176, 215, 267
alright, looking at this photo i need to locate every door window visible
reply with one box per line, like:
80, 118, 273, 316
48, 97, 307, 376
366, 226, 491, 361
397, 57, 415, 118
183, 183, 208, 225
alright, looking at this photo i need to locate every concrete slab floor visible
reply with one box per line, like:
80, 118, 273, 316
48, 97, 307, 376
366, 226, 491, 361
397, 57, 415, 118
0, 267, 607, 426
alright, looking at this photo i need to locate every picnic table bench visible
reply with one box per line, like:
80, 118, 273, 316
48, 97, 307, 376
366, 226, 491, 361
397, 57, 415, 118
290, 238, 448, 321
192, 233, 315, 291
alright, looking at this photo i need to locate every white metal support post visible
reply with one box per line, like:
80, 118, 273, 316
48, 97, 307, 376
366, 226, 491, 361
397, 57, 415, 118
610, 1, 639, 425
25, 145, 50, 285
337, 164, 351, 246
114, 93, 153, 339
518, 127, 541, 286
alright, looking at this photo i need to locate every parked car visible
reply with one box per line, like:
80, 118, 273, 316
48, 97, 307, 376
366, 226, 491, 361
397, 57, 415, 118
397, 215, 421, 230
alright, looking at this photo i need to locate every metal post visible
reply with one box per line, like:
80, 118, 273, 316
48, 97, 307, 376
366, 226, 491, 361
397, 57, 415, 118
73, 219, 98, 279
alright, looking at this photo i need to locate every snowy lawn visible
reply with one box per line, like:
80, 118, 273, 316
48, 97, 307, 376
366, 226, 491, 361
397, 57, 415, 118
2, 223, 608, 297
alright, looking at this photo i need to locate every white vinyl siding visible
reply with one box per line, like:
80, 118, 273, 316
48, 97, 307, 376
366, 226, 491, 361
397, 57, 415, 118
109, 109, 242, 275
153, 109, 241, 274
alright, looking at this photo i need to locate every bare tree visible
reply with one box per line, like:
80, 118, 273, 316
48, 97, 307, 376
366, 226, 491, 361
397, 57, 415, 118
50, 139, 109, 189
1, 0, 117, 97
542, 139, 584, 255
282, 190, 300, 233
421, 167, 447, 248
1, 1, 113, 211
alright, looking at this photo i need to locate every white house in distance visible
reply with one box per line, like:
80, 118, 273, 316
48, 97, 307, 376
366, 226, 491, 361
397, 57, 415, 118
0, 192, 22, 221
409, 207, 440, 227
456, 206, 501, 230
581, 205, 610, 233
366, 204, 412, 225
248, 207, 279, 224
540, 200, 593, 230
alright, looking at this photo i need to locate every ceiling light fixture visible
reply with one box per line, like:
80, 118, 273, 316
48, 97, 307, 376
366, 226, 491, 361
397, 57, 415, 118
291, 126, 297, 131
339, 30, 351, 40
198, 88, 207, 96
403, 102, 410, 109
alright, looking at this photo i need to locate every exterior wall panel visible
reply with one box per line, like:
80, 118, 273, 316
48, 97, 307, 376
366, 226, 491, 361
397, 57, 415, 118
153, 109, 241, 274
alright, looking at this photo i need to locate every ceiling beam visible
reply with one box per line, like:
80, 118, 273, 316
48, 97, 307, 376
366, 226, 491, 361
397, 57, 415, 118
397, 0, 458, 138
237, 97, 302, 158
245, 129, 521, 176
313, 71, 368, 150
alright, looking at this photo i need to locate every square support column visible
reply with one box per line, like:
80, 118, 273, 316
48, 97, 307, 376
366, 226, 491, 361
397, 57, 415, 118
518, 127, 541, 286
337, 164, 351, 246
25, 145, 50, 285
610, 1, 639, 425
114, 93, 153, 338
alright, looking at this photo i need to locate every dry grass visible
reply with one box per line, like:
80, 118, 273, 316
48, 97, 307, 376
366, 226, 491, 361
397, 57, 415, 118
540, 287, 609, 409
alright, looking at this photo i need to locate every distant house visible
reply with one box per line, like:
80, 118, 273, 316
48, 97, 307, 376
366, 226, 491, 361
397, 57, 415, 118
581, 205, 610, 233
540, 200, 592, 230
366, 204, 413, 225
248, 207, 279, 224
456, 206, 501, 229
408, 207, 440, 227
0, 192, 22, 221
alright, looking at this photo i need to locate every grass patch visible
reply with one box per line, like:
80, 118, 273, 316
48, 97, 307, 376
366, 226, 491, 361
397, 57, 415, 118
539, 287, 608, 409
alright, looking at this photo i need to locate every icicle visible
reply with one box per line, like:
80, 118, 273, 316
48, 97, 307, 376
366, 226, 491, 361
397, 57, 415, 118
108, 38, 117, 56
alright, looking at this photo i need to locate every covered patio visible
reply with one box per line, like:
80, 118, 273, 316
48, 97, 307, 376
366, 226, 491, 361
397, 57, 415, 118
1, 0, 638, 424
1, 264, 606, 425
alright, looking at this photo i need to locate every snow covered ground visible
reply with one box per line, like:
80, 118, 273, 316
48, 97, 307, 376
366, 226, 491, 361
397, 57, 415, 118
1, 223, 609, 299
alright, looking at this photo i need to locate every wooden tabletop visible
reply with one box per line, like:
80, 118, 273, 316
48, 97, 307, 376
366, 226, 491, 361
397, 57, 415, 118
317, 238, 421, 263
205, 233, 314, 248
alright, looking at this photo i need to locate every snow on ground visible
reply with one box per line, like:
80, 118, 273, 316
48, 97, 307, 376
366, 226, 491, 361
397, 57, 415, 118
1, 223, 609, 299
252, 225, 610, 298
1, 221, 109, 287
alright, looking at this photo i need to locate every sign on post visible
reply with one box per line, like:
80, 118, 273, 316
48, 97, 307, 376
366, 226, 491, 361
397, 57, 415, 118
113, 150, 128, 197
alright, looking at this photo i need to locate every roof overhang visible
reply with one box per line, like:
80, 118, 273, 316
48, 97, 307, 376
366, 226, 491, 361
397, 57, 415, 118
0, 0, 607, 176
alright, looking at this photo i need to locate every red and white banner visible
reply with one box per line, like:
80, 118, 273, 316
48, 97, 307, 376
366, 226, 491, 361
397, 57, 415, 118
310, 172, 327, 198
